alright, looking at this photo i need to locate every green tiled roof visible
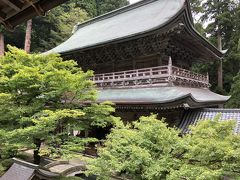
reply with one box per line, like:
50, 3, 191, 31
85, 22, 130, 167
46, 0, 223, 59
97, 87, 230, 107
46, 0, 188, 55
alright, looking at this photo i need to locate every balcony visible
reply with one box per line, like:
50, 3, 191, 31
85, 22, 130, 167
92, 58, 209, 89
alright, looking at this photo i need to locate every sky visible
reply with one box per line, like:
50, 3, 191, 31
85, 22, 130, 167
129, 0, 141, 4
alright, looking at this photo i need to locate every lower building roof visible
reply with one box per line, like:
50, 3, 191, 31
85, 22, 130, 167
97, 87, 230, 109
1, 163, 35, 180
0, 158, 59, 180
179, 108, 240, 134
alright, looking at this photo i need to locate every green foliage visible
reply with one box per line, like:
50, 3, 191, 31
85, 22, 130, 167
199, 0, 237, 44
198, 1, 240, 93
189, 0, 240, 93
76, 0, 129, 17
88, 115, 240, 179
223, 5, 240, 92
2, 1, 88, 53
0, 159, 13, 169
0, 46, 117, 160
226, 72, 240, 108
2, 0, 128, 53
0, 164, 4, 176
189, 0, 202, 15
31, 2, 88, 53
0, 159, 13, 176
97, 0, 129, 16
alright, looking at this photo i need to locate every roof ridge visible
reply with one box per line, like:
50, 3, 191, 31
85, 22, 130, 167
74, 0, 158, 33
201, 108, 240, 112
13, 158, 39, 169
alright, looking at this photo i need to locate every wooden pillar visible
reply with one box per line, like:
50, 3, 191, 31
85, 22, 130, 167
24, 19, 32, 53
207, 72, 209, 84
217, 28, 223, 89
85, 130, 89, 138
218, 59, 223, 89
0, 33, 4, 56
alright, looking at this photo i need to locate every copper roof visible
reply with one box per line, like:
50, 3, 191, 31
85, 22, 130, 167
97, 87, 230, 109
46, 0, 223, 60
0, 0, 68, 30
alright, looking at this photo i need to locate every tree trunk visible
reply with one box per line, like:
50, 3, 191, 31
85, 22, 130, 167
96, 0, 100, 16
0, 32, 4, 56
33, 138, 42, 164
24, 19, 32, 53
217, 27, 223, 89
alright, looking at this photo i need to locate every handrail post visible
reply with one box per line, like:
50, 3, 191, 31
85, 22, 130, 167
168, 56, 174, 86
150, 67, 152, 78
168, 56, 173, 76
207, 72, 209, 84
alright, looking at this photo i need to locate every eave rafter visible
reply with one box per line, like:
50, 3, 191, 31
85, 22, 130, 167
24, 0, 44, 16
0, 11, 7, 21
63, 30, 172, 71
1, 0, 24, 11
0, 0, 67, 30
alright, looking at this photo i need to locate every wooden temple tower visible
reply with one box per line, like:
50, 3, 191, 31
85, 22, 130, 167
47, 0, 231, 127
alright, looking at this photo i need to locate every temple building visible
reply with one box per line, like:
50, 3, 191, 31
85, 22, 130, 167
47, 0, 234, 128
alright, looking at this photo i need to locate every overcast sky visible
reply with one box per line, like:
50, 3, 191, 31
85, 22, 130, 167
129, 0, 141, 4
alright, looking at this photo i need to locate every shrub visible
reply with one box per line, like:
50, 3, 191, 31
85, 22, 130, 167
87, 115, 240, 179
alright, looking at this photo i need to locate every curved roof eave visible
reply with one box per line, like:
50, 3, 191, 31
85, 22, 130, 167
97, 87, 230, 107
98, 96, 230, 107
45, 0, 186, 55
45, 0, 223, 60
181, 3, 224, 59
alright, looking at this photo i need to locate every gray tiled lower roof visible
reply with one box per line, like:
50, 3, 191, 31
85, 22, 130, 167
0, 163, 35, 180
98, 87, 230, 107
179, 108, 240, 133
0, 158, 59, 180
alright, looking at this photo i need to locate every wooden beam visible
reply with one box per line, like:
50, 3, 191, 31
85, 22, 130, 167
0, 11, 7, 21
2, 0, 23, 11
0, 10, 14, 31
0, 33, 4, 56
25, 0, 45, 16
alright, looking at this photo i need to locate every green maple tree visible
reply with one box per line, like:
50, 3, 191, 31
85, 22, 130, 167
0, 46, 117, 164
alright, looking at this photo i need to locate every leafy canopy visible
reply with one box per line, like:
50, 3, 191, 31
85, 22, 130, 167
227, 71, 240, 108
3, 0, 129, 53
88, 115, 240, 180
189, 0, 240, 93
0, 46, 117, 160
75, 0, 129, 17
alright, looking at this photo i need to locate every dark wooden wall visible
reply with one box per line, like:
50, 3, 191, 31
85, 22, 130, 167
115, 108, 185, 127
